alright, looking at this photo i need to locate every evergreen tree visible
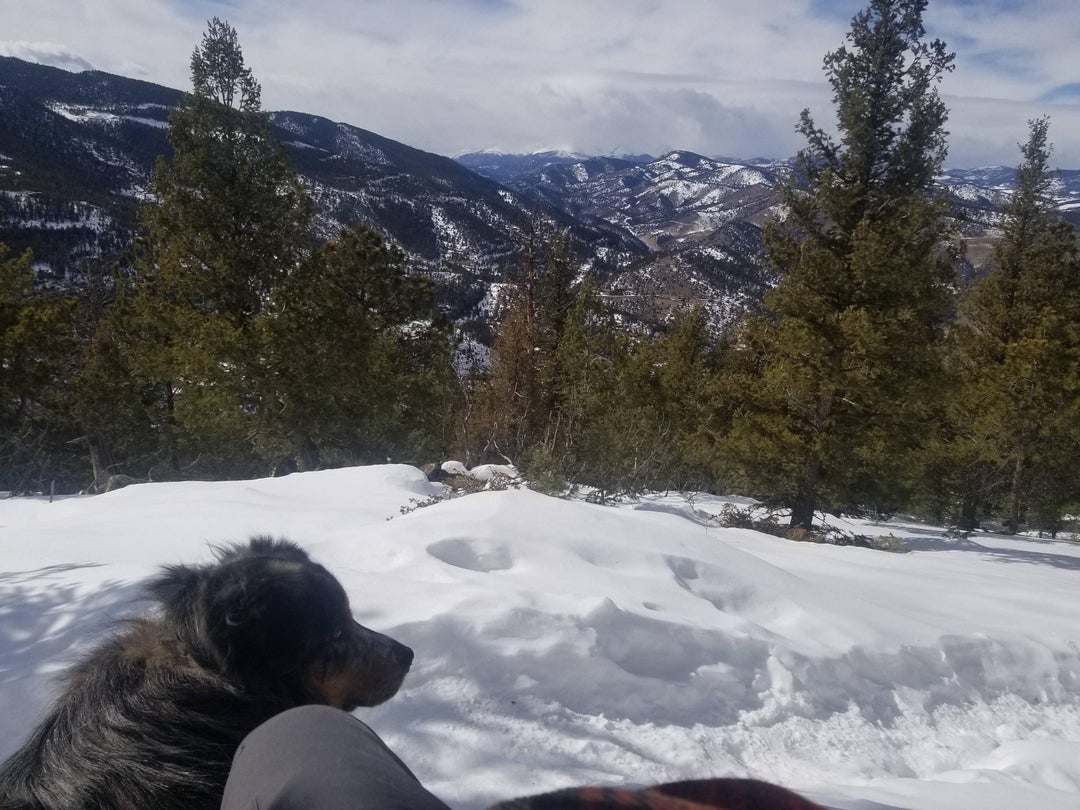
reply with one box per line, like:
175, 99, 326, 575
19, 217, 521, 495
473, 224, 579, 464
121, 18, 313, 474
652, 309, 732, 491
951, 118, 1080, 534
69, 268, 171, 489
265, 223, 456, 468
0, 243, 76, 492
534, 279, 608, 486
589, 309, 728, 495
726, 0, 957, 530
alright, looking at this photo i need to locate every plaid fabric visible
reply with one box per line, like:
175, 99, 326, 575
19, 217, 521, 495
489, 778, 826, 810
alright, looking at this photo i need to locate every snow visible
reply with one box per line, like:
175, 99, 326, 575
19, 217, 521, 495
697, 246, 736, 262
2, 466, 1079, 809
477, 282, 510, 317
12, 207, 110, 232
120, 115, 168, 129
46, 102, 120, 125
44, 104, 165, 130
336, 129, 390, 166
467, 463, 519, 482
454, 336, 491, 374
530, 149, 589, 159
431, 206, 470, 255
119, 185, 155, 202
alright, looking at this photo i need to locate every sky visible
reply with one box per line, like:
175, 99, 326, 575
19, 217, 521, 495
3, 0, 1080, 167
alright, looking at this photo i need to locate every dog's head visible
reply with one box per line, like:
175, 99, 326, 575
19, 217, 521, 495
146, 537, 413, 710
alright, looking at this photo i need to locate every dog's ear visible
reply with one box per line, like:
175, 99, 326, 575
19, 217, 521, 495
145, 564, 202, 621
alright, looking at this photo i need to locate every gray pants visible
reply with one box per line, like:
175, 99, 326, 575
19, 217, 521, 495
221, 705, 450, 810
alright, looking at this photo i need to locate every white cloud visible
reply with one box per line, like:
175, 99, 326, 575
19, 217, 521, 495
3, 0, 1080, 166
0, 40, 94, 72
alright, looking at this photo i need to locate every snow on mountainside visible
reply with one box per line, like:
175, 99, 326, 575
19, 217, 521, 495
2, 465, 1080, 810
510, 150, 782, 249
491, 150, 784, 330
455, 149, 650, 184
461, 151, 1080, 325
0, 57, 645, 311
6, 51, 1080, 337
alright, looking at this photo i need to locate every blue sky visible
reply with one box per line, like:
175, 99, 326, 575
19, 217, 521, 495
3, 0, 1080, 167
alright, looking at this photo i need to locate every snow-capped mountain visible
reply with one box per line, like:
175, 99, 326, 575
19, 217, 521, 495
0, 56, 645, 314
508, 150, 781, 250
474, 150, 783, 329
461, 150, 1080, 323
5, 52, 1080, 338
455, 149, 651, 184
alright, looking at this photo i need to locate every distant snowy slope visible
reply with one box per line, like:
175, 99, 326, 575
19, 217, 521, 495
0, 56, 645, 289
2, 466, 1079, 809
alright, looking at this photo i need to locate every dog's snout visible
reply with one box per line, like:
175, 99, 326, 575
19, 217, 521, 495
394, 643, 414, 669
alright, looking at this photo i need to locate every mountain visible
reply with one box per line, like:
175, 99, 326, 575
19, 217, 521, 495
0, 59, 178, 277
455, 149, 652, 184
506, 150, 781, 250
0, 57, 646, 325
466, 150, 1080, 325
937, 166, 1080, 269
6, 54, 1080, 339
484, 150, 783, 329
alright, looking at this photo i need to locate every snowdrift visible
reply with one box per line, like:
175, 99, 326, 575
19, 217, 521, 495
2, 466, 1079, 809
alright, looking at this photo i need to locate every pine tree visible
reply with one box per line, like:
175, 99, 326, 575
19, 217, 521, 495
536, 279, 607, 484
951, 118, 1080, 534
0, 243, 76, 492
265, 223, 456, 467
69, 274, 161, 490
121, 18, 313, 474
473, 223, 580, 465
652, 309, 731, 491
727, 0, 957, 530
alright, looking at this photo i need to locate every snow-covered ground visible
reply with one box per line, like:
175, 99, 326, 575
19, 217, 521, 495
2, 465, 1079, 809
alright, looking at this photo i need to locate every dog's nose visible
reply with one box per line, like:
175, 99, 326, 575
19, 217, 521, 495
395, 643, 414, 668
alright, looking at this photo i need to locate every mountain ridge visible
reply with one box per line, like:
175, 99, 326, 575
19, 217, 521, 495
0, 56, 646, 325
6, 55, 1080, 337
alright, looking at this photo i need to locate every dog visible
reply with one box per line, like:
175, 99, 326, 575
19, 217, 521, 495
0, 536, 414, 810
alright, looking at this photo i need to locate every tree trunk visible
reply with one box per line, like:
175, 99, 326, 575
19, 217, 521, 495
958, 497, 978, 532
1005, 455, 1026, 535
789, 471, 819, 532
293, 429, 322, 471
789, 493, 816, 532
789, 447, 823, 533
164, 381, 180, 472
86, 435, 117, 493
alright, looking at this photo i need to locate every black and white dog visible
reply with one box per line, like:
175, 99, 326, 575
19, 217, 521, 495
0, 537, 413, 810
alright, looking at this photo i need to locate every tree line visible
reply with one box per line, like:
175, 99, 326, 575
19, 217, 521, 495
3, 2, 1079, 538
1, 19, 457, 493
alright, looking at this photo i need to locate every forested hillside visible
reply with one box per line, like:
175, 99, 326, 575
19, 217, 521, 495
2, 1, 1079, 540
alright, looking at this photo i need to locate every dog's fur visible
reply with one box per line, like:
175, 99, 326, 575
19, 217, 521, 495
0, 537, 413, 810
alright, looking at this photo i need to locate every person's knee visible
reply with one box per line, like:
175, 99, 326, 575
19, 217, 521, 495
223, 707, 449, 810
